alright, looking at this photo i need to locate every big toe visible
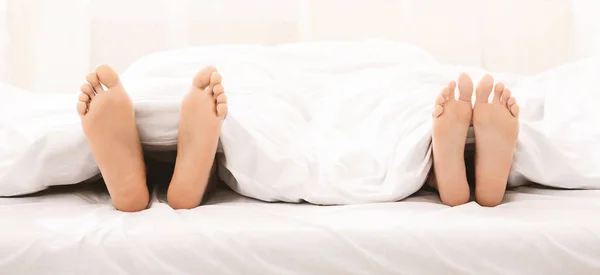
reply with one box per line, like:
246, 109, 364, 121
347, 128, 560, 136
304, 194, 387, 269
476, 74, 494, 103
192, 66, 218, 89
457, 73, 474, 102
96, 64, 121, 88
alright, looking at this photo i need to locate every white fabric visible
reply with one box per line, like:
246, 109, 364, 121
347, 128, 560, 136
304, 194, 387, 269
1, 0, 599, 93
1, 184, 600, 275
1, 41, 599, 201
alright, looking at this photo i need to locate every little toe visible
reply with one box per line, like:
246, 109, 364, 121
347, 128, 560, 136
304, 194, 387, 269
192, 66, 217, 89
493, 83, 505, 103
96, 64, 122, 88
76, 101, 88, 117
86, 72, 104, 94
457, 73, 474, 102
475, 74, 494, 103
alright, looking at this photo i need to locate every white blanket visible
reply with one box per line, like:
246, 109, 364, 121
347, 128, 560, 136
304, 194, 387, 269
1, 41, 599, 203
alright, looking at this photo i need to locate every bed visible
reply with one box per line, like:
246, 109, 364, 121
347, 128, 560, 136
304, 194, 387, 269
2, 179, 599, 274
1, 0, 598, 272
0, 41, 599, 274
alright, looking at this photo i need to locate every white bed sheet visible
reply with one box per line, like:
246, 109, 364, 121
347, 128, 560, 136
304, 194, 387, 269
2, 41, 599, 203
1, 183, 599, 275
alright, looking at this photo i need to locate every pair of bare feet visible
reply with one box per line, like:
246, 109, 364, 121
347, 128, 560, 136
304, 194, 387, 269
431, 73, 519, 207
75, 66, 514, 210
76, 65, 227, 212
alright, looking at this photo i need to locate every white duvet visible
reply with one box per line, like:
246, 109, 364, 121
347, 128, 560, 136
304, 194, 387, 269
1, 41, 599, 203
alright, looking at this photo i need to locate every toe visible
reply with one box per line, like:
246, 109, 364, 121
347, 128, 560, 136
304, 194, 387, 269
216, 103, 228, 119
439, 87, 451, 102
457, 73, 474, 102
493, 83, 505, 103
434, 87, 450, 117
96, 64, 121, 88
216, 93, 227, 105
475, 74, 494, 103
81, 83, 95, 99
507, 97, 516, 108
192, 66, 217, 89
213, 84, 224, 98
86, 72, 104, 94
79, 93, 90, 102
507, 96, 519, 118
210, 72, 222, 86
447, 81, 456, 100
433, 104, 444, 118
76, 101, 88, 117
510, 103, 520, 118
447, 80, 456, 92
435, 94, 446, 106
502, 89, 512, 107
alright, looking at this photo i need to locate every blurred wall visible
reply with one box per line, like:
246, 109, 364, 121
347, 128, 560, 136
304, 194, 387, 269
0, 0, 596, 93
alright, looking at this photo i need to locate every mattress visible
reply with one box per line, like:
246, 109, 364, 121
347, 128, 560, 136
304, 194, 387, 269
1, 182, 599, 275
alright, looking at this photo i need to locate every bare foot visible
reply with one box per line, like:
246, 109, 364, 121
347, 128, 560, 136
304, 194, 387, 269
473, 75, 519, 207
168, 66, 228, 209
77, 64, 149, 212
431, 73, 474, 206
